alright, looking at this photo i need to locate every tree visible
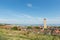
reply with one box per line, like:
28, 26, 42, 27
27, 26, 32, 29
11, 26, 18, 30
34, 26, 40, 29
0, 24, 5, 26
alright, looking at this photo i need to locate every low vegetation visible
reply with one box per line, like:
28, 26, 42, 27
11, 26, 18, 30
0, 28, 60, 40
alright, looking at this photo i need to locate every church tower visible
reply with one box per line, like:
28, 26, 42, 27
44, 18, 47, 29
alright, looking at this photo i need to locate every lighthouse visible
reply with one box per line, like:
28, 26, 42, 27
44, 18, 47, 29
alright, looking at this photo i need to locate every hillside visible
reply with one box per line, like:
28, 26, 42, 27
0, 29, 60, 40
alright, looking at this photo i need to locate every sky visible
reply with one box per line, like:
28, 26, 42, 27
0, 0, 60, 24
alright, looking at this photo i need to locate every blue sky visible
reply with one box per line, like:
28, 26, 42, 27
0, 0, 60, 24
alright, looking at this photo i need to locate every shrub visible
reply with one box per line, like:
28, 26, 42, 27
27, 26, 32, 29
0, 24, 5, 26
11, 26, 18, 30
34, 26, 40, 29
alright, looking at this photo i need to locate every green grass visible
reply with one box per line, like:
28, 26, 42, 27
0, 29, 60, 40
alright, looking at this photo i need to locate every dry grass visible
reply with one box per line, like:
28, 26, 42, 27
0, 29, 60, 40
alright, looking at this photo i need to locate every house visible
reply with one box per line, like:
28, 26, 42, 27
0, 25, 12, 29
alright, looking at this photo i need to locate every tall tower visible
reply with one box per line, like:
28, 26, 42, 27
44, 18, 47, 29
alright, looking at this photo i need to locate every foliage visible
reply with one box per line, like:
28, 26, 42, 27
0, 36, 7, 40
34, 26, 40, 29
0, 29, 60, 40
11, 26, 18, 30
0, 24, 5, 26
27, 26, 32, 29
58, 26, 60, 28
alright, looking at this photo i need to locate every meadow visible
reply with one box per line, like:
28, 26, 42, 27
0, 29, 60, 40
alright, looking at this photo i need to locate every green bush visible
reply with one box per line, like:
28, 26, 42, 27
34, 26, 40, 29
27, 26, 32, 29
0, 24, 5, 26
11, 26, 18, 30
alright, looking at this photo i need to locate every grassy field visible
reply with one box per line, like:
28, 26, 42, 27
0, 29, 60, 40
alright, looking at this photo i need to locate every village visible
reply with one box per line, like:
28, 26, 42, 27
0, 18, 60, 36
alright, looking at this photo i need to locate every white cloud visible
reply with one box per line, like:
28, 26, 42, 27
0, 9, 60, 24
27, 3, 32, 8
